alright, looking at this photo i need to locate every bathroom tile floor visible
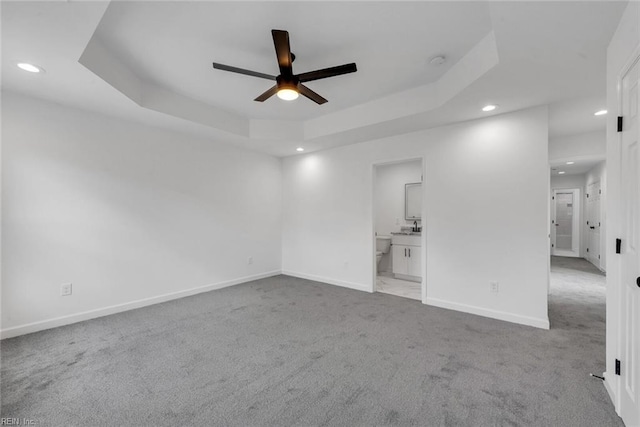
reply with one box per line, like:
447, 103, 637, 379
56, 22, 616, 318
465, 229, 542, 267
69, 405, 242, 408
376, 274, 421, 301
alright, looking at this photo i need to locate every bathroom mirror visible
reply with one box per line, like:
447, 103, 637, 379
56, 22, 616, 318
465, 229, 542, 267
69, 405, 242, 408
405, 182, 422, 220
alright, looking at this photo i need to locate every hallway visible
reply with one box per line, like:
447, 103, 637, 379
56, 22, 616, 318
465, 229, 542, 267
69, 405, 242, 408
549, 256, 606, 332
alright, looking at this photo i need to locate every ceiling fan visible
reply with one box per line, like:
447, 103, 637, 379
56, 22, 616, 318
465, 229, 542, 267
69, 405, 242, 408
212, 29, 357, 105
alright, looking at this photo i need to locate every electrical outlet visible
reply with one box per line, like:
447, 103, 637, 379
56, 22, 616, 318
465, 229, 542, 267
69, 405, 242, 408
248, 256, 253, 265
60, 283, 72, 296
490, 281, 499, 293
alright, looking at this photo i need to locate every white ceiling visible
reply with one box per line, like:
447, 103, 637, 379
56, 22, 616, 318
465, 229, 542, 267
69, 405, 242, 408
0, 1, 628, 157
550, 159, 604, 176
94, 1, 493, 121
549, 96, 609, 138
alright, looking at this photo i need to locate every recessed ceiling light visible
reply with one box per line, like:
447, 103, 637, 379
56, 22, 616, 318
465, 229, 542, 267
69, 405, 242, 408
296, 147, 304, 152
17, 62, 44, 73
482, 105, 497, 112
429, 55, 446, 66
594, 110, 607, 116
558, 171, 566, 175
566, 161, 575, 165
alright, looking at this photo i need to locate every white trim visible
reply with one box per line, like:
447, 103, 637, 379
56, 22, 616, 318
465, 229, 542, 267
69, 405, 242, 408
613, 44, 640, 424
604, 373, 620, 415
371, 157, 427, 303
551, 188, 581, 258
553, 249, 580, 258
426, 297, 550, 329
0, 270, 281, 339
619, 45, 640, 84
282, 270, 371, 293
420, 158, 427, 305
371, 163, 379, 294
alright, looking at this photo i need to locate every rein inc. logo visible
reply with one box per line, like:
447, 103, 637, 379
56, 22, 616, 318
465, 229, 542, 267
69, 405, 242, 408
1, 419, 37, 426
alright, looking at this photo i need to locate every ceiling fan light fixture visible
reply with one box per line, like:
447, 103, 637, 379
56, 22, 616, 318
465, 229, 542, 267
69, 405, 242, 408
213, 30, 355, 105
276, 77, 299, 101
277, 88, 299, 101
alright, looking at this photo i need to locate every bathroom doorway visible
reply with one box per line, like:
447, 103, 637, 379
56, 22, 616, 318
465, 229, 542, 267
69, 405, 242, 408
372, 158, 425, 302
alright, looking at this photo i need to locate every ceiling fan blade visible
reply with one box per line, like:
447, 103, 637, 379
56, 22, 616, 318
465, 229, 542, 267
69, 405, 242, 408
254, 85, 279, 102
272, 29, 293, 76
298, 84, 328, 105
297, 63, 358, 83
212, 63, 276, 80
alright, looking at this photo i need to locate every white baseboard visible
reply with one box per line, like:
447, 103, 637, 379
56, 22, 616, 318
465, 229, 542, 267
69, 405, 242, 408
585, 256, 606, 273
281, 270, 372, 293
426, 297, 550, 329
0, 270, 281, 339
553, 250, 580, 258
603, 373, 619, 415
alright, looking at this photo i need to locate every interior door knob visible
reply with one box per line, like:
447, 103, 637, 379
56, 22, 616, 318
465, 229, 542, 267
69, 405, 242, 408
637, 277, 640, 288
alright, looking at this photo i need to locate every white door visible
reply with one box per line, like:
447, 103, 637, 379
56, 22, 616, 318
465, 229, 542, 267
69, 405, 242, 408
586, 183, 593, 262
551, 189, 580, 257
594, 182, 602, 267
586, 182, 602, 266
619, 53, 640, 426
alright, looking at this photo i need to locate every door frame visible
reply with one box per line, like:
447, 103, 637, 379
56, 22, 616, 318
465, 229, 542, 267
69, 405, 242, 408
611, 45, 640, 425
371, 157, 426, 303
551, 187, 581, 258
585, 181, 603, 268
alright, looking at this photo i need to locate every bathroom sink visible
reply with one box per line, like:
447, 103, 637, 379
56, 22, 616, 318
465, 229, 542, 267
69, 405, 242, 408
391, 233, 421, 247
391, 231, 421, 236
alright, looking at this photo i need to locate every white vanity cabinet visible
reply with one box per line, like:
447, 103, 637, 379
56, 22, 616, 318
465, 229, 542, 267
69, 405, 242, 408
391, 234, 421, 282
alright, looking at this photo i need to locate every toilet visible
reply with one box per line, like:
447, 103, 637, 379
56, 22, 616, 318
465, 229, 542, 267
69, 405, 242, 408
376, 235, 392, 271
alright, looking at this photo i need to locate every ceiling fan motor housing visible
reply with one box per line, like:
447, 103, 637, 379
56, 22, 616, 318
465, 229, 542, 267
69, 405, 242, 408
277, 75, 300, 92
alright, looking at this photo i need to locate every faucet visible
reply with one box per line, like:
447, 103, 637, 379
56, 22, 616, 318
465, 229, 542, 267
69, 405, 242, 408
413, 221, 418, 232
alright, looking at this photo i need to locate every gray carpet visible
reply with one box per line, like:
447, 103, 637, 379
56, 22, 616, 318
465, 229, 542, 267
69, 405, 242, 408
1, 257, 623, 426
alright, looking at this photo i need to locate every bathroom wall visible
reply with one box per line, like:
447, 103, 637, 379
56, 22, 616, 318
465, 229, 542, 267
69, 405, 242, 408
374, 159, 422, 235
374, 159, 422, 272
